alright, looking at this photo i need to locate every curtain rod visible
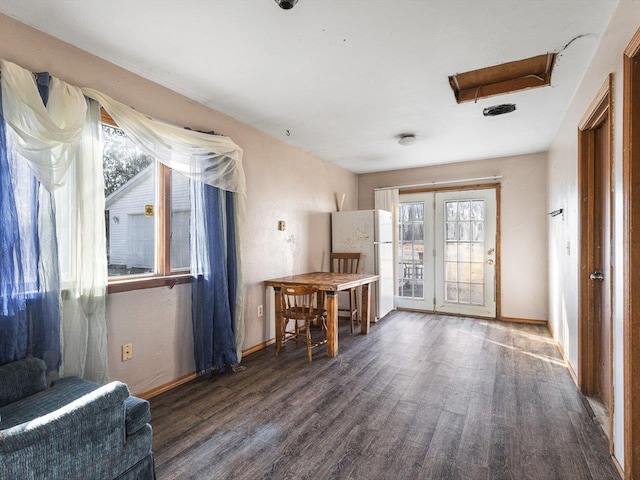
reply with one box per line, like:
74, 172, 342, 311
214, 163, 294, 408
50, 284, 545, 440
374, 175, 503, 191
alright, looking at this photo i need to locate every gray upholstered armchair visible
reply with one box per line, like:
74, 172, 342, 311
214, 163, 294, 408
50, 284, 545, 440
0, 358, 155, 479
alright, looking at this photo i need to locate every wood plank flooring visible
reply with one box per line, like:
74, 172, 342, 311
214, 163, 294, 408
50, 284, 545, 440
150, 311, 619, 479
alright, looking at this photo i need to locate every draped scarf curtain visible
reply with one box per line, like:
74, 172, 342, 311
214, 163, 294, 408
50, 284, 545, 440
82, 88, 245, 193
0, 58, 245, 381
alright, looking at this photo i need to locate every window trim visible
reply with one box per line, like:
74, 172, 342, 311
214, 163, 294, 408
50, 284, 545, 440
108, 273, 191, 294
102, 109, 190, 293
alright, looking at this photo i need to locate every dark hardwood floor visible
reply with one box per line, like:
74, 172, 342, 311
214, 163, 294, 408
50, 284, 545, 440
150, 311, 619, 479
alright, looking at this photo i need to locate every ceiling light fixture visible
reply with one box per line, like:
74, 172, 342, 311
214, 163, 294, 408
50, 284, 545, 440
398, 134, 418, 146
274, 0, 299, 9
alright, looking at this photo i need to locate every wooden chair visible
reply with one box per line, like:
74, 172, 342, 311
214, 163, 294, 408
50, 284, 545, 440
276, 285, 327, 362
330, 252, 362, 332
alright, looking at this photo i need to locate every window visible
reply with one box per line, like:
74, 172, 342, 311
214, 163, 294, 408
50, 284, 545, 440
398, 202, 425, 298
444, 199, 485, 305
102, 114, 191, 291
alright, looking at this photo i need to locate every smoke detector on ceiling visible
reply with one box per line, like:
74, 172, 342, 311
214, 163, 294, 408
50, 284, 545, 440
274, 0, 299, 9
483, 104, 517, 117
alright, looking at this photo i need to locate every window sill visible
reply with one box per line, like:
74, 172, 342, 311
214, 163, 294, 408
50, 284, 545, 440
108, 273, 191, 294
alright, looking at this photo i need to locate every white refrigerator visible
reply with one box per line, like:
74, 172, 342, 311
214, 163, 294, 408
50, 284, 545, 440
331, 209, 394, 321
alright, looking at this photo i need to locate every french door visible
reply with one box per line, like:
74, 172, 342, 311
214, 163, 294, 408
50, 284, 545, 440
396, 188, 497, 318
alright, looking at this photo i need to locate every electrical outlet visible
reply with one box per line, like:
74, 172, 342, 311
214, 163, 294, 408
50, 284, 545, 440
122, 343, 133, 361
258, 304, 264, 317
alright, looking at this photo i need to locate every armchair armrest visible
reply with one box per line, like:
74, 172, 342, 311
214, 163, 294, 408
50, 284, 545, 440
0, 381, 130, 479
0, 381, 129, 449
0, 358, 46, 408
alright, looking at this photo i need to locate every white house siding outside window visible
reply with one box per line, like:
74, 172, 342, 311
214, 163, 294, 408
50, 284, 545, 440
102, 124, 190, 279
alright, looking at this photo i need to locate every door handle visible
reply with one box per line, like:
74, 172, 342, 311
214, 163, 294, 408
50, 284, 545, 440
487, 259, 494, 265
590, 271, 604, 281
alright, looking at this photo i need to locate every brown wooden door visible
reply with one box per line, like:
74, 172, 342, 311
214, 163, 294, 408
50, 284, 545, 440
594, 116, 612, 413
578, 76, 613, 449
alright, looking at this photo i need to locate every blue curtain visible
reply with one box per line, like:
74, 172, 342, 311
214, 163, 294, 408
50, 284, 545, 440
191, 182, 238, 375
0, 72, 61, 373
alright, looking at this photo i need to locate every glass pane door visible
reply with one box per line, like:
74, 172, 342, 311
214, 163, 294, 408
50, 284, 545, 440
435, 189, 496, 317
395, 188, 497, 318
396, 193, 435, 311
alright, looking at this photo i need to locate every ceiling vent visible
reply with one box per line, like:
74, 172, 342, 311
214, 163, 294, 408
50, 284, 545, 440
397, 134, 418, 146
483, 104, 516, 117
449, 53, 556, 104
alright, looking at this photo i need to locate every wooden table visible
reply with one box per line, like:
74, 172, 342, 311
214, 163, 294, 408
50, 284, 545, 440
264, 272, 379, 357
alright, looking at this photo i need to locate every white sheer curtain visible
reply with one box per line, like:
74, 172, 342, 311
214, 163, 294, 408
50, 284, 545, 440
55, 100, 108, 383
375, 188, 399, 307
374, 188, 398, 213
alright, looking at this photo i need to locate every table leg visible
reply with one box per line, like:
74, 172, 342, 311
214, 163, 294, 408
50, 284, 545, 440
361, 283, 371, 334
326, 291, 338, 357
317, 290, 326, 309
274, 287, 282, 353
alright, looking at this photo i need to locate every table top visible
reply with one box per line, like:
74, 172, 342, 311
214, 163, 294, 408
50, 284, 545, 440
264, 271, 379, 291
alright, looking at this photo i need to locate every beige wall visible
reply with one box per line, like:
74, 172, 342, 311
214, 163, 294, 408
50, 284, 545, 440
0, 14, 358, 395
358, 152, 548, 321
547, 0, 640, 467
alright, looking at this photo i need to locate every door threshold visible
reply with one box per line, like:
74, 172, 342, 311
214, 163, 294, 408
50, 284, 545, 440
585, 395, 610, 440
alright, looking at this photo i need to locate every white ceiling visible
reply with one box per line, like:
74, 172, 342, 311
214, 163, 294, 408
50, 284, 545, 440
0, 0, 619, 173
